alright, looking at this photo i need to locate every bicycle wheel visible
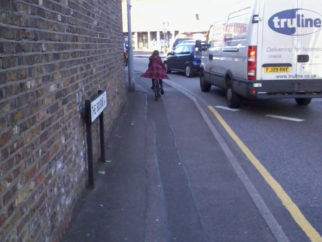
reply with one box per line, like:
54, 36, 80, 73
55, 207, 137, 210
154, 79, 160, 101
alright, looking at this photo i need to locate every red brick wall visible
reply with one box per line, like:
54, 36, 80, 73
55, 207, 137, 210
0, 0, 126, 240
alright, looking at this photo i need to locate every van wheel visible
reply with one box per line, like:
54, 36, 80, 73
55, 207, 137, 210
295, 98, 311, 106
165, 63, 171, 73
226, 84, 240, 108
185, 65, 192, 77
200, 72, 211, 92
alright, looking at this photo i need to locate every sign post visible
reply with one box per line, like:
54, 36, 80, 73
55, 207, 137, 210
85, 90, 107, 188
127, 0, 135, 91
98, 90, 106, 163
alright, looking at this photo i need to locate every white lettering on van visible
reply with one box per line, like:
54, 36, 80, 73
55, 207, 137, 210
272, 13, 321, 29
269, 9, 322, 36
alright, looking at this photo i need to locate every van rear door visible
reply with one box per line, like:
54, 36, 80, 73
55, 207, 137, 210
296, 1, 322, 80
259, 0, 298, 81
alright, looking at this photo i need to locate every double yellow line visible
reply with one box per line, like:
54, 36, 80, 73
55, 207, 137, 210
208, 106, 322, 242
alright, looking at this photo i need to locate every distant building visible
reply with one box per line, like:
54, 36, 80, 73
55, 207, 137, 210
122, 0, 210, 52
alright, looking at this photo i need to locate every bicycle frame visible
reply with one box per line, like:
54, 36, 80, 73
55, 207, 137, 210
153, 79, 161, 101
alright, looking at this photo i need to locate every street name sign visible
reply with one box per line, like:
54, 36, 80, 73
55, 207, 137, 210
90, 91, 107, 123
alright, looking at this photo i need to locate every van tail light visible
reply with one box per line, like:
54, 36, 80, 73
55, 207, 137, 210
247, 46, 257, 80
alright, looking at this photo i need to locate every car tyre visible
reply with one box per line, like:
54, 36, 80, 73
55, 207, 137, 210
295, 98, 311, 106
226, 82, 240, 108
185, 65, 192, 77
200, 72, 211, 92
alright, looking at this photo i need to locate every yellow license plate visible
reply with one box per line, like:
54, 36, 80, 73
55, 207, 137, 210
264, 67, 290, 73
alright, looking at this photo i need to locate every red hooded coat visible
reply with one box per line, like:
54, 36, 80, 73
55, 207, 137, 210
141, 55, 169, 80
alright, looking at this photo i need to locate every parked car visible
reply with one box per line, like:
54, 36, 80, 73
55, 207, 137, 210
172, 37, 194, 49
164, 40, 203, 77
199, 0, 322, 108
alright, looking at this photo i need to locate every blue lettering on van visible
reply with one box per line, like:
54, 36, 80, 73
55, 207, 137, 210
268, 9, 322, 36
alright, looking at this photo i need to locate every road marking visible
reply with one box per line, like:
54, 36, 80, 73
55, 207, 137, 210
209, 105, 322, 242
215, 105, 240, 112
266, 114, 304, 122
164, 79, 289, 242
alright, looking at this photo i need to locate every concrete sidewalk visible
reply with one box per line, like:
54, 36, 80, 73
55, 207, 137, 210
61, 77, 276, 242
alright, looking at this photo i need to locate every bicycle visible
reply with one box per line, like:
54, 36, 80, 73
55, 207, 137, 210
153, 79, 161, 101
123, 51, 128, 66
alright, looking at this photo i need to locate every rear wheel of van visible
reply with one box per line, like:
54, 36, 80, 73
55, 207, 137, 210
226, 83, 240, 108
295, 98, 311, 106
185, 65, 192, 77
200, 72, 211, 92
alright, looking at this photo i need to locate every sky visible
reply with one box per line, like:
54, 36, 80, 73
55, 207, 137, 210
122, 0, 244, 32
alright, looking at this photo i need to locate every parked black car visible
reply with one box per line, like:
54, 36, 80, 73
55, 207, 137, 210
172, 37, 194, 49
164, 40, 202, 77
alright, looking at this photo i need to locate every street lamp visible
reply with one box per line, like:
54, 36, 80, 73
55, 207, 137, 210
127, 0, 135, 91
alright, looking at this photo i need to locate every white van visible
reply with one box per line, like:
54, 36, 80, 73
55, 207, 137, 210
199, 0, 322, 108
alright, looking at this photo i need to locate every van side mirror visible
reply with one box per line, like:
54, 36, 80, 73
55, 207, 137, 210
195, 40, 209, 51
195, 40, 202, 49
201, 43, 210, 51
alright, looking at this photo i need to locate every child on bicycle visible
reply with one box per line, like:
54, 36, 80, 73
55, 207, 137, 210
141, 50, 169, 95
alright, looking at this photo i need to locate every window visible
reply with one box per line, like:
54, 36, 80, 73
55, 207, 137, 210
174, 45, 184, 54
208, 23, 225, 47
182, 45, 194, 53
225, 8, 251, 46
181, 45, 189, 53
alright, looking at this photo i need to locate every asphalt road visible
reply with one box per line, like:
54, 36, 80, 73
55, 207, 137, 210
134, 56, 322, 242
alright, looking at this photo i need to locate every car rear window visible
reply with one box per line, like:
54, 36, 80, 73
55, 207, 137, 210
185, 44, 195, 53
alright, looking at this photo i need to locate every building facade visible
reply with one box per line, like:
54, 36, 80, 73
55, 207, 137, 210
0, 0, 126, 241
122, 0, 210, 52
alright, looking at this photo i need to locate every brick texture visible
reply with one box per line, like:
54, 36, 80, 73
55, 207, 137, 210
0, 0, 126, 241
